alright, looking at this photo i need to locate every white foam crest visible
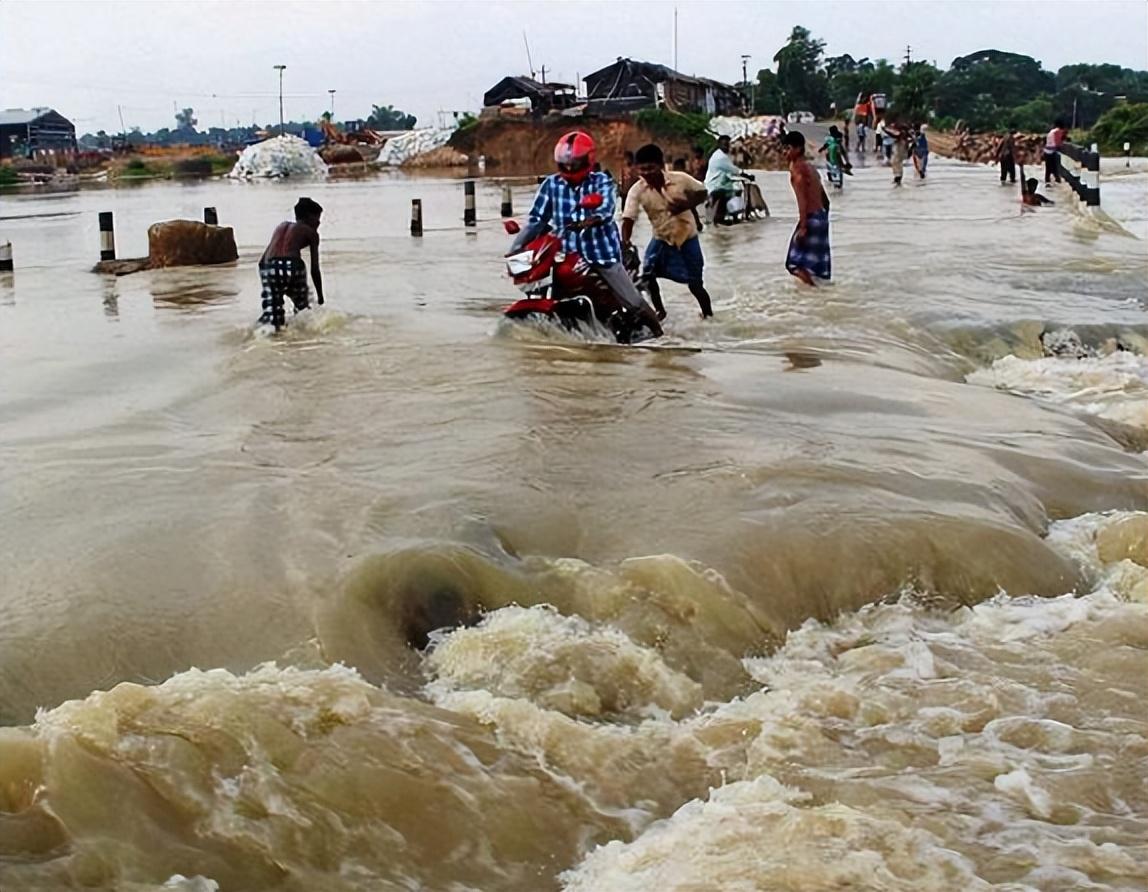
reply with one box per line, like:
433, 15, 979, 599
425, 604, 704, 719
966, 351, 1148, 430
564, 511, 1148, 890
563, 775, 991, 891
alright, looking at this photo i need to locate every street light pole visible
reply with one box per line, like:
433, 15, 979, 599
328, 89, 336, 122
273, 64, 287, 135
741, 54, 751, 113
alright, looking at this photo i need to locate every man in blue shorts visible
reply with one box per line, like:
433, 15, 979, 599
621, 143, 713, 319
783, 130, 831, 286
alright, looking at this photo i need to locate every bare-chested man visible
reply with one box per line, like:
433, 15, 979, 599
259, 197, 324, 330
782, 130, 831, 286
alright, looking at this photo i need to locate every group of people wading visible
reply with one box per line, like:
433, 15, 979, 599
257, 129, 836, 335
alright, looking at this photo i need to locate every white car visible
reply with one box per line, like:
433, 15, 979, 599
786, 111, 816, 124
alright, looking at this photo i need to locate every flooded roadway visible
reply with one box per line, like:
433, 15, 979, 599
0, 158, 1146, 890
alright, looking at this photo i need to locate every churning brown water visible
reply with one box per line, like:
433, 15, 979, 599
1, 159, 1146, 891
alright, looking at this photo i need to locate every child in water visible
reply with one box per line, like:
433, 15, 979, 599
1018, 164, 1055, 208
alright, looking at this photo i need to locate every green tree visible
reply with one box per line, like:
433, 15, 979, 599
893, 61, 940, 123
935, 50, 1055, 130
1090, 102, 1148, 152
366, 104, 417, 130
1007, 97, 1054, 132
175, 107, 197, 132
753, 69, 784, 114
773, 26, 830, 116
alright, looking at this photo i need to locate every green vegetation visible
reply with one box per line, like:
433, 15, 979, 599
750, 26, 1148, 133
1090, 103, 1148, 153
366, 103, 417, 130
0, 165, 18, 187
634, 109, 716, 152
122, 158, 155, 177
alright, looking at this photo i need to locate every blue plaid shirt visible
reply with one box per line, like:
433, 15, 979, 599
524, 171, 622, 267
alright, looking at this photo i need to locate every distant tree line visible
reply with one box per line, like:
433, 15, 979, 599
749, 27, 1148, 135
80, 101, 418, 149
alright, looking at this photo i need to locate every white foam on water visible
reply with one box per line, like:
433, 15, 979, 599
425, 604, 704, 719
560, 511, 1148, 891
966, 351, 1148, 430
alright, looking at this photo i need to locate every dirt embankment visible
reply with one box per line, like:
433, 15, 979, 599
450, 118, 713, 177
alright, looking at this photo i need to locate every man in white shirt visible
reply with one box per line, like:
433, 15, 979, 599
622, 143, 713, 319
704, 135, 745, 226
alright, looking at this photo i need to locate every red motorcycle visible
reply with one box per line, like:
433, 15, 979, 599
501, 194, 654, 345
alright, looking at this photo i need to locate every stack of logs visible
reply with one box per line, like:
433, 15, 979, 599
731, 135, 789, 170
947, 130, 1047, 164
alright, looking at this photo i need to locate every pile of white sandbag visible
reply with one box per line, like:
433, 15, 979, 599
375, 127, 456, 166
708, 116, 786, 140
229, 135, 328, 179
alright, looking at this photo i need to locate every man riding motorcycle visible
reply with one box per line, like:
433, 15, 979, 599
508, 131, 663, 338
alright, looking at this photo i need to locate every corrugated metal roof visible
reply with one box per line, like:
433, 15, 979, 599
0, 107, 54, 126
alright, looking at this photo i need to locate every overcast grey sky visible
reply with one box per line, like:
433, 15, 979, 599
2, 0, 1146, 133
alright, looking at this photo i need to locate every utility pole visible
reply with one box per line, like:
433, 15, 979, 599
273, 64, 287, 135
904, 45, 912, 67
328, 89, 336, 121
540, 65, 547, 85
741, 54, 751, 113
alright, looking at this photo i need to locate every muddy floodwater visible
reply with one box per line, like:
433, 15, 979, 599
1, 159, 1147, 891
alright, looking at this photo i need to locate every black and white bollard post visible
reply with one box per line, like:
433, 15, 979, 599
204, 207, 219, 225
1084, 144, 1100, 207
1125, 142, 1132, 168
463, 180, 476, 228
0, 241, 12, 273
98, 211, 116, 261
500, 184, 513, 218
410, 199, 423, 237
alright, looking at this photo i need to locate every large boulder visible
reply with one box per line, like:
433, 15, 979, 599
147, 220, 238, 268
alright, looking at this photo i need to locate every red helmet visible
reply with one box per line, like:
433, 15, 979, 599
554, 130, 596, 185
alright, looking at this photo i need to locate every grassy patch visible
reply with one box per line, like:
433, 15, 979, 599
0, 165, 18, 187
634, 109, 717, 153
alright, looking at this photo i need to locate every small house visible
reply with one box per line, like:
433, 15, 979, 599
582, 59, 743, 116
0, 107, 77, 159
482, 77, 578, 115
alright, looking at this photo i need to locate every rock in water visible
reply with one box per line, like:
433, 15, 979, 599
147, 220, 238, 269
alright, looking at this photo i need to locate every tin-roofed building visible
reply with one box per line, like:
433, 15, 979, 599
483, 76, 578, 114
0, 107, 77, 159
582, 59, 743, 116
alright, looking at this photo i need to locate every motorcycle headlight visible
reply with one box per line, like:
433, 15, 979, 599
505, 251, 534, 276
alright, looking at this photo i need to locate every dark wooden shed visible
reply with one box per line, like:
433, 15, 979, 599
0, 107, 77, 159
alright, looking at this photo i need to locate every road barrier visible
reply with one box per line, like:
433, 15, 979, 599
1057, 143, 1100, 207
99, 211, 116, 260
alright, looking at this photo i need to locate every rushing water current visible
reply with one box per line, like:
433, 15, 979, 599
1, 159, 1146, 890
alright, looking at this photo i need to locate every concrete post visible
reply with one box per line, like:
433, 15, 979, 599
464, 179, 476, 227
1084, 145, 1100, 207
204, 207, 219, 225
0, 241, 12, 272
99, 211, 116, 261
410, 199, 423, 237
500, 184, 513, 218
1125, 142, 1132, 168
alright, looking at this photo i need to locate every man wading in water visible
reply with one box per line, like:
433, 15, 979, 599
259, 197, 325, 330
783, 130, 831, 286
621, 143, 713, 320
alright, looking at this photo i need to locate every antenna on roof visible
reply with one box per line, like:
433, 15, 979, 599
523, 31, 536, 80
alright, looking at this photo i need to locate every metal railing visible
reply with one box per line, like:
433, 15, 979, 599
1057, 142, 1100, 206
